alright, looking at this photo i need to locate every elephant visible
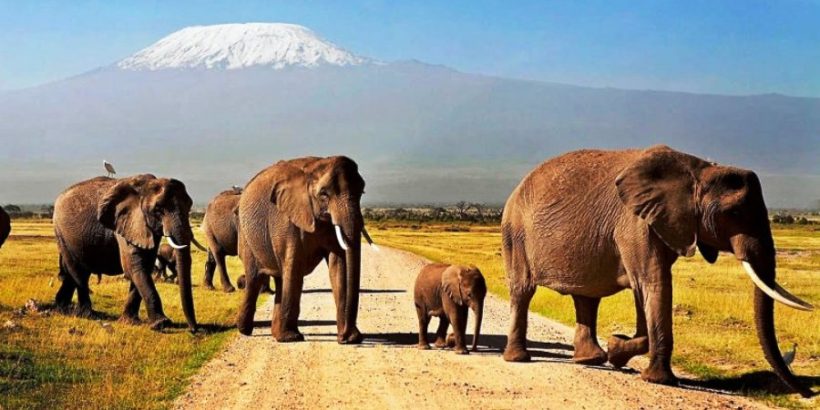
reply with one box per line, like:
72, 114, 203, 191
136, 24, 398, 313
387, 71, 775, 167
0, 206, 10, 248
500, 145, 814, 397
53, 175, 203, 331
201, 188, 242, 292
235, 156, 377, 343
153, 243, 178, 283
414, 263, 486, 354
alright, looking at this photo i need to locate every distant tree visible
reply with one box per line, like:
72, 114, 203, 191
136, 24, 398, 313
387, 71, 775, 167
455, 201, 469, 220
3, 204, 21, 213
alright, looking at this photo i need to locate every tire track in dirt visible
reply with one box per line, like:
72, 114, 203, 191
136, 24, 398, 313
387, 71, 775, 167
173, 246, 769, 409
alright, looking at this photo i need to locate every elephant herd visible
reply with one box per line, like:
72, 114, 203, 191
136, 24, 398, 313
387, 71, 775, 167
6, 146, 813, 397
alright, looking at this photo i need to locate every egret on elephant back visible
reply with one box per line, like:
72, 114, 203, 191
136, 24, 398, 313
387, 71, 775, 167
501, 145, 814, 397
235, 156, 378, 344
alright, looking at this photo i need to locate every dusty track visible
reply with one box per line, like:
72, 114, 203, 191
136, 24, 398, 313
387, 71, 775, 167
173, 246, 768, 409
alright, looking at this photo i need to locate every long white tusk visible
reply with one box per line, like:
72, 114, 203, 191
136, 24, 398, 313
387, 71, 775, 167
334, 225, 349, 251
741, 261, 814, 311
165, 235, 188, 250
362, 227, 379, 252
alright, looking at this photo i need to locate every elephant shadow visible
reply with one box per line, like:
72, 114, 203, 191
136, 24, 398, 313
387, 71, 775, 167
301, 288, 405, 294
678, 372, 820, 397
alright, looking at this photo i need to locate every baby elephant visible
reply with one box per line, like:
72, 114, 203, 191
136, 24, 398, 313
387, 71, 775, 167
153, 244, 178, 283
414, 263, 486, 354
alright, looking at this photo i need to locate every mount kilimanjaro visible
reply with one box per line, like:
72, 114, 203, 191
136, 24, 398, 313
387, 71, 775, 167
0, 23, 818, 207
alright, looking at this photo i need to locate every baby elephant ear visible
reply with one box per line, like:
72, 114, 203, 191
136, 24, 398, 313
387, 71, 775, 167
615, 146, 699, 257
270, 163, 316, 233
98, 181, 156, 249
442, 266, 465, 306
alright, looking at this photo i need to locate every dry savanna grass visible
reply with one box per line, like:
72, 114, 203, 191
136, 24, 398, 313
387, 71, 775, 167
0, 219, 252, 409
369, 222, 819, 408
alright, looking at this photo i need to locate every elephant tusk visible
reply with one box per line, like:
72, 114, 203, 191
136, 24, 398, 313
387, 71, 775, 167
741, 261, 814, 311
362, 227, 379, 252
334, 225, 349, 251
165, 235, 188, 250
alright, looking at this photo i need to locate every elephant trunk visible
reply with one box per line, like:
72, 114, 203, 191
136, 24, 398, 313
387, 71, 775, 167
336, 201, 363, 342
748, 262, 813, 397
164, 216, 197, 332
472, 299, 483, 352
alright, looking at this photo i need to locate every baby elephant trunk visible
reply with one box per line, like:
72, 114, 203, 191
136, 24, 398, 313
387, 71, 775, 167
472, 299, 484, 352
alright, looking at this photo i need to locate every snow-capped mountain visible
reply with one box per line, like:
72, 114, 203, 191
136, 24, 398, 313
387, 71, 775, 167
1, 23, 819, 207
118, 23, 371, 71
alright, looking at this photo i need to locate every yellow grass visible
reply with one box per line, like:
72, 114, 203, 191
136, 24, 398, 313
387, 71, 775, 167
369, 222, 819, 408
0, 219, 251, 409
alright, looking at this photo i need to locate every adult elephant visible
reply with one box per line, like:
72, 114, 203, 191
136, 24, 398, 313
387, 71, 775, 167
501, 145, 814, 397
201, 188, 242, 292
236, 156, 375, 344
0, 206, 10, 248
53, 175, 202, 331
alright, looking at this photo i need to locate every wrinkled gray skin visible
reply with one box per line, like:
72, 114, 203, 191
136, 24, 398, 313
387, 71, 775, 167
153, 243, 178, 283
202, 189, 241, 292
53, 175, 198, 332
414, 263, 486, 354
0, 206, 10, 248
236, 156, 366, 344
502, 145, 814, 397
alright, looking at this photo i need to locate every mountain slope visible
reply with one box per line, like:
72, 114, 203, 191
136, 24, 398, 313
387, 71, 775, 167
0, 25, 818, 208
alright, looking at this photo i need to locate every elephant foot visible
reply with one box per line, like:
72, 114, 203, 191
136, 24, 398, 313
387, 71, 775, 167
118, 315, 142, 325
503, 345, 531, 362
222, 285, 236, 293
237, 323, 253, 336
572, 349, 607, 366
417, 343, 431, 350
641, 361, 678, 386
74, 305, 95, 319
339, 327, 363, 345
204, 282, 216, 291
149, 317, 172, 331
434, 338, 448, 349
454, 347, 469, 355
446, 333, 457, 348
607, 334, 649, 369
275, 329, 305, 343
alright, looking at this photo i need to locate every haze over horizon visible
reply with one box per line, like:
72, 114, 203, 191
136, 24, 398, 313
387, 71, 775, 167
1, 9, 819, 209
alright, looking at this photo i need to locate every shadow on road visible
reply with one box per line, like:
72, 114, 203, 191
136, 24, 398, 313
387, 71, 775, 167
302, 288, 405, 294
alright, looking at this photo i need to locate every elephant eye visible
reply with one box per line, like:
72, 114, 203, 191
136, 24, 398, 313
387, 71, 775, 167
319, 188, 329, 199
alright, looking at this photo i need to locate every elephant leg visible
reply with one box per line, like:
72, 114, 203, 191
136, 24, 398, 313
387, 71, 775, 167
120, 281, 142, 324
215, 251, 235, 293
433, 316, 450, 348
640, 279, 676, 385
60, 257, 93, 317
270, 275, 283, 332
273, 267, 304, 343
328, 252, 348, 340
55, 275, 76, 312
608, 291, 650, 368
449, 306, 469, 355
260, 275, 274, 294
236, 256, 263, 336
131, 269, 170, 330
416, 306, 431, 350
503, 284, 536, 362
75, 271, 93, 317
571, 295, 607, 365
203, 251, 217, 290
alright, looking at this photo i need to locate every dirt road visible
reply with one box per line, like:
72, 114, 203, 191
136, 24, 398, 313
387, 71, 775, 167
173, 246, 768, 409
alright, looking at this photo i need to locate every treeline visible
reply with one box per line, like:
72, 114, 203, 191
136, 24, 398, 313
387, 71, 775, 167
2, 204, 54, 219
363, 202, 502, 224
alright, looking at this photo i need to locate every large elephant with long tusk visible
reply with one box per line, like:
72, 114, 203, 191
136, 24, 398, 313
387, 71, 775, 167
235, 156, 377, 343
501, 145, 814, 397
53, 175, 206, 331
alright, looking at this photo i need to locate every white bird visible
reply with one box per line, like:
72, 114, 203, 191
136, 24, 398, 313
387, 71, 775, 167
232, 185, 243, 193
783, 343, 797, 369
103, 160, 116, 178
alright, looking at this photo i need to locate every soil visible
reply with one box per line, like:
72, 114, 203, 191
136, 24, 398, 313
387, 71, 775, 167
173, 246, 770, 409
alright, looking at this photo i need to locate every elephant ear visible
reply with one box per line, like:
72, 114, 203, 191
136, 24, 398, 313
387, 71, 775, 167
270, 163, 316, 233
442, 266, 465, 306
98, 181, 156, 249
698, 241, 719, 264
615, 146, 699, 257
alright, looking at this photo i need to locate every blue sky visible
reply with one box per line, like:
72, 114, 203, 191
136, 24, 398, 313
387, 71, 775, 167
1, 0, 818, 96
